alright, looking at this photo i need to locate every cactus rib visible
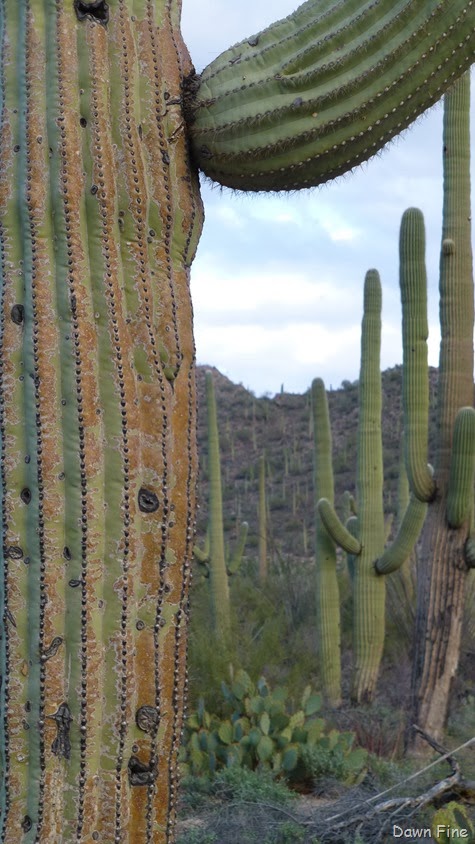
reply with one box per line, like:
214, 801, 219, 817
186, 0, 475, 191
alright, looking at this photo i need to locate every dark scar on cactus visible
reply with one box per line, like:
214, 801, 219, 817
138, 487, 159, 513
136, 705, 160, 734
6, 546, 23, 560
20, 488, 31, 504
21, 816, 32, 833
128, 755, 158, 786
41, 637, 63, 662
10, 304, 24, 324
74, 0, 109, 25
48, 703, 73, 760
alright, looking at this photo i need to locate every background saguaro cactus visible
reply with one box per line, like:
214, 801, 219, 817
0, 1, 474, 841
311, 377, 342, 708
258, 452, 268, 584
399, 76, 475, 744
317, 272, 427, 703
193, 371, 248, 646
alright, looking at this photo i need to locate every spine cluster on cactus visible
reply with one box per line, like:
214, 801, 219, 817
186, 0, 475, 191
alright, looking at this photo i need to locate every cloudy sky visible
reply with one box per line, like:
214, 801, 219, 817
181, 1, 475, 396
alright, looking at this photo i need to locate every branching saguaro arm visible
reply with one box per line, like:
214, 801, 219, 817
186, 0, 475, 191
0, 2, 203, 842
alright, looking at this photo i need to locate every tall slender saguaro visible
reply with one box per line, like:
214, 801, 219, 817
311, 378, 341, 707
0, 0, 474, 841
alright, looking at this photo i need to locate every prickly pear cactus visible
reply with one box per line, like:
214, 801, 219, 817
0, 2, 203, 842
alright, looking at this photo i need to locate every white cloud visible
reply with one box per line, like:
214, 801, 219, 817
191, 260, 361, 324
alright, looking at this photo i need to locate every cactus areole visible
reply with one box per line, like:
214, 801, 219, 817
0, 1, 474, 843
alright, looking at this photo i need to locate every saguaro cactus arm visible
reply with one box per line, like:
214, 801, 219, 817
446, 406, 475, 529
186, 0, 475, 191
376, 495, 428, 574
399, 208, 437, 502
317, 498, 362, 556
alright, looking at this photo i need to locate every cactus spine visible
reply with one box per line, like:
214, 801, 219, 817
407, 72, 475, 741
311, 378, 341, 707
186, 0, 475, 191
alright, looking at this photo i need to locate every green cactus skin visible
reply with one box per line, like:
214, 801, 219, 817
447, 407, 475, 528
375, 494, 427, 574
345, 515, 360, 584
311, 377, 342, 707
408, 72, 474, 743
202, 371, 231, 642
0, 3, 203, 842
399, 209, 437, 503
464, 535, 475, 568
194, 372, 248, 637
186, 0, 475, 192
350, 271, 387, 704
317, 498, 361, 556
226, 520, 249, 575
320, 272, 426, 702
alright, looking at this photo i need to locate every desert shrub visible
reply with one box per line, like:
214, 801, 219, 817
297, 737, 367, 789
212, 766, 297, 805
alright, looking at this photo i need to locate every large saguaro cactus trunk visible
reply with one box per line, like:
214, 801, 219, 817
410, 74, 474, 744
0, 2, 203, 841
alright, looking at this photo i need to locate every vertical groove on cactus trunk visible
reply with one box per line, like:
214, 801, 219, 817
0, 2, 203, 841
